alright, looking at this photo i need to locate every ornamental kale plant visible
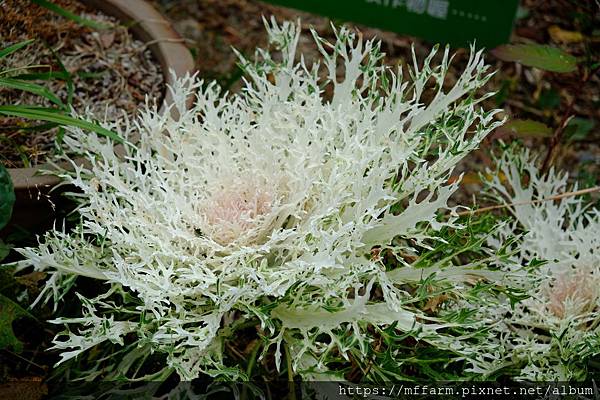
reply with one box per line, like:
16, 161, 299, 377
476, 149, 600, 381
11, 19, 516, 384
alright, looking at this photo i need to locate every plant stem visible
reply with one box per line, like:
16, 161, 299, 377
241, 340, 262, 400
541, 64, 600, 174
246, 340, 261, 378
285, 343, 296, 400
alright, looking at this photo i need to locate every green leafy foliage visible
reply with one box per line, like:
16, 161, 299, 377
0, 164, 15, 231
493, 79, 515, 106
0, 240, 11, 262
536, 87, 562, 110
491, 44, 578, 73
565, 117, 595, 142
0, 294, 31, 352
0, 266, 36, 353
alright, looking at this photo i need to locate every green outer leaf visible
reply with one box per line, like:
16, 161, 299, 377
491, 44, 578, 73
0, 106, 123, 143
0, 294, 35, 352
500, 119, 553, 138
0, 39, 34, 59
565, 117, 595, 141
0, 164, 15, 231
536, 88, 561, 110
31, 0, 110, 30
0, 77, 64, 107
0, 240, 10, 262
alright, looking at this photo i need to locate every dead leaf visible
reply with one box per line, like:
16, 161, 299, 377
448, 172, 507, 186
15, 271, 46, 289
99, 31, 116, 48
423, 294, 449, 313
224, 26, 240, 41
370, 247, 381, 262
0, 378, 48, 400
131, 89, 145, 101
242, 338, 259, 356
548, 25, 584, 44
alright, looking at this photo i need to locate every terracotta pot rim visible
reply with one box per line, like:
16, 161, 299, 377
7, 0, 195, 192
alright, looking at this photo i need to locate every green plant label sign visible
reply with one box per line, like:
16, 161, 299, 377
261, 0, 519, 47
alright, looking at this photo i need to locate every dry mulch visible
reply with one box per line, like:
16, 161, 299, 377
0, 0, 164, 168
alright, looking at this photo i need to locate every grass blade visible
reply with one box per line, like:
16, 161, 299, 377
0, 64, 53, 78
12, 71, 69, 81
55, 126, 66, 152
0, 106, 123, 143
31, 0, 110, 30
0, 39, 34, 59
13, 70, 108, 81
0, 122, 59, 132
0, 77, 64, 108
45, 43, 74, 107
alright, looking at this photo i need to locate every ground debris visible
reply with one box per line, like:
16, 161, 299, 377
0, 0, 164, 168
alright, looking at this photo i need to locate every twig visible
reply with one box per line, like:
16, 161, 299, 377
541, 64, 600, 173
504, 99, 545, 117
540, 96, 576, 174
139, 38, 187, 52
1, 349, 46, 372
458, 186, 600, 216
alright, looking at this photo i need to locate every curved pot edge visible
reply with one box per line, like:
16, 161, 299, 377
7, 0, 195, 192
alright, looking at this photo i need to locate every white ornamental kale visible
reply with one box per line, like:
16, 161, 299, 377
480, 149, 600, 380
14, 20, 503, 380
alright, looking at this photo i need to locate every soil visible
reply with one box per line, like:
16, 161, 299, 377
0, 0, 164, 168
